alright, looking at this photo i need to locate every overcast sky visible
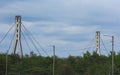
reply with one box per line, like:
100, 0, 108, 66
0, 0, 120, 57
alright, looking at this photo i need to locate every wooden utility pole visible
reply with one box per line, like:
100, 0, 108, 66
5, 50, 8, 75
104, 35, 114, 75
112, 36, 114, 75
53, 45, 55, 75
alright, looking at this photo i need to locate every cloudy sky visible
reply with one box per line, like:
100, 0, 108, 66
0, 0, 120, 57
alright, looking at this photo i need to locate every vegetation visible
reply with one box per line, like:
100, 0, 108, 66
0, 51, 120, 75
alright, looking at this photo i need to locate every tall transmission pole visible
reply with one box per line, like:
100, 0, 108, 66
12, 16, 23, 58
96, 31, 101, 56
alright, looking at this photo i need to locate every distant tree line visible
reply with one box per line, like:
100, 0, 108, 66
0, 51, 120, 75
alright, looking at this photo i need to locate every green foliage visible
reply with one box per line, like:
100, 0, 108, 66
0, 51, 120, 75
